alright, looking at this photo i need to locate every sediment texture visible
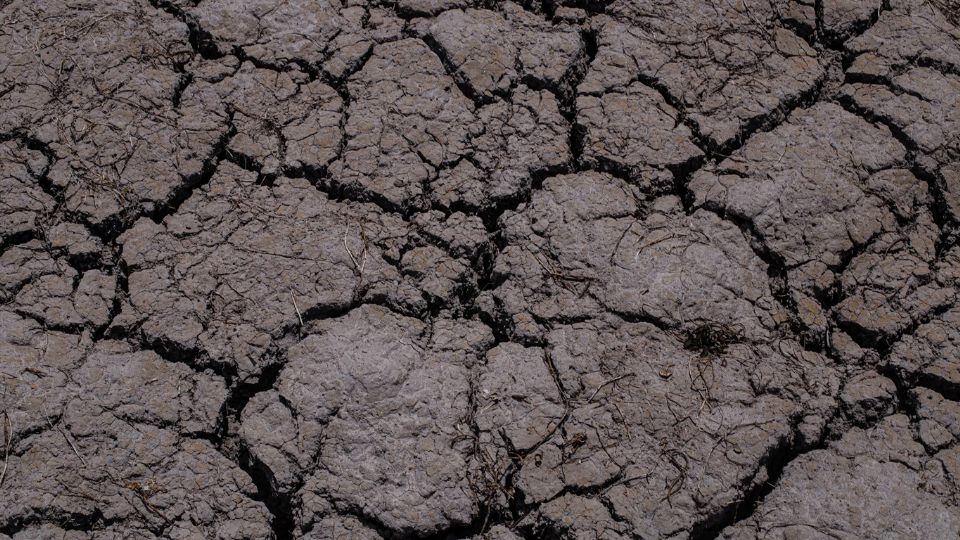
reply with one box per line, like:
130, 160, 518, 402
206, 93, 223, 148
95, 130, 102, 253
1, 0, 959, 538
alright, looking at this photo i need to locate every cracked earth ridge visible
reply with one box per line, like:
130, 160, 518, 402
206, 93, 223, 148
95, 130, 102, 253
1, 0, 960, 538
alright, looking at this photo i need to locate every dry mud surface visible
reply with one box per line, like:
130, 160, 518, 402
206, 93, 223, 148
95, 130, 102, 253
1, 0, 960, 538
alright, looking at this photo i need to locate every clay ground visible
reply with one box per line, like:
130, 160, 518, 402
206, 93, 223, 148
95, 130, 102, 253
1, 0, 960, 538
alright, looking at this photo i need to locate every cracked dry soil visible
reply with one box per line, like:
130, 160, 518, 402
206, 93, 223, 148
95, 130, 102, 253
1, 0, 960, 538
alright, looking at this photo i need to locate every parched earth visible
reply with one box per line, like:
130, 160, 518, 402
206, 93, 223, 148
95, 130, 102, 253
1, 0, 960, 538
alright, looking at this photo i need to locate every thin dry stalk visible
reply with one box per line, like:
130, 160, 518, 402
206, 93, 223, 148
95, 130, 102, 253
586, 373, 637, 403
343, 223, 368, 276
291, 292, 304, 327
0, 412, 10, 488
50, 419, 87, 467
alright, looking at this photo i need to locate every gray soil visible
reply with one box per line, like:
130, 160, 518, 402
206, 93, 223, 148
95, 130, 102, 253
1, 0, 960, 538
